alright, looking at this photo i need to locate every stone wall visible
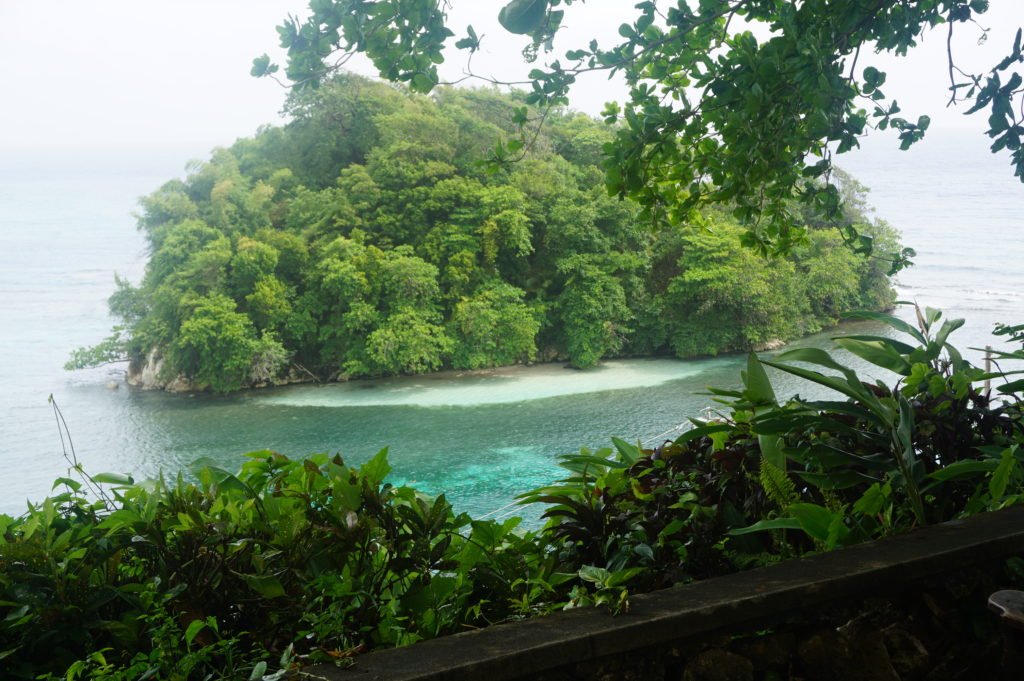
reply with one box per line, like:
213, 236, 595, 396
529, 566, 1004, 680
312, 507, 1024, 681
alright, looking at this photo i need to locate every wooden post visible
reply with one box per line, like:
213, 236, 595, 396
985, 345, 993, 394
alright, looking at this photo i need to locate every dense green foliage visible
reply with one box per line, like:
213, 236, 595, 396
261, 0, 1022, 264
69, 76, 897, 391
523, 308, 1024, 594
0, 451, 557, 680
14, 309, 1024, 679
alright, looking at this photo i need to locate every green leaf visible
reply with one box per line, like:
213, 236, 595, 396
558, 454, 625, 471
249, 661, 268, 681
796, 469, 879, 490
931, 317, 965, 354
330, 476, 362, 512
832, 338, 912, 375
841, 310, 927, 345
825, 512, 848, 550
97, 508, 143, 531
239, 573, 286, 599
91, 472, 135, 486
788, 502, 848, 545
743, 353, 777, 405
578, 565, 611, 584
51, 477, 82, 492
454, 25, 480, 51
990, 449, 1016, 500
498, 0, 549, 35
184, 619, 207, 646
244, 449, 279, 459
853, 482, 888, 516
758, 434, 785, 471
728, 517, 802, 535
250, 54, 279, 78
927, 459, 1000, 482
412, 72, 437, 93
674, 423, 735, 444
360, 448, 391, 486
611, 437, 641, 464
791, 400, 885, 428
997, 379, 1024, 394
770, 348, 851, 378
896, 394, 915, 470
863, 66, 884, 87
838, 334, 917, 355
771, 347, 858, 377
761, 353, 877, 410
630, 479, 654, 501
606, 566, 644, 586
190, 459, 251, 496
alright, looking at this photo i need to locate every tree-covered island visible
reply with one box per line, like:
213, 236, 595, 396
68, 76, 898, 392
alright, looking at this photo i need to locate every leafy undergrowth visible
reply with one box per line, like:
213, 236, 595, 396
6, 308, 1024, 680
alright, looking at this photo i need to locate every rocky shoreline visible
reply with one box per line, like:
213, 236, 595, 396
123, 337, 788, 394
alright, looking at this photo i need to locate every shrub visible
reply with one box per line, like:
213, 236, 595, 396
0, 451, 555, 679
523, 306, 1024, 593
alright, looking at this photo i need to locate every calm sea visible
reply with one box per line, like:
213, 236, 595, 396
0, 132, 1020, 520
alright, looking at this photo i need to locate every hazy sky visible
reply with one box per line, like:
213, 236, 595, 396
2, 1, 1022, 159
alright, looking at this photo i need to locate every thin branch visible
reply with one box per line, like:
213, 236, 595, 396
49, 395, 113, 505
293, 362, 321, 384
947, 19, 959, 106
848, 44, 861, 86
437, 0, 753, 93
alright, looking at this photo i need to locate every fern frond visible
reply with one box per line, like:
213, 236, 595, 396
759, 457, 799, 509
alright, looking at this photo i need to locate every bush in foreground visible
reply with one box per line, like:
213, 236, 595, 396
7, 309, 1024, 679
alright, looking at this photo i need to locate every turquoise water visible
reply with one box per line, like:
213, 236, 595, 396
0, 135, 1021, 520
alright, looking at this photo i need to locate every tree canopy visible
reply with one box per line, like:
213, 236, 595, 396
255, 0, 1023, 267
69, 78, 897, 391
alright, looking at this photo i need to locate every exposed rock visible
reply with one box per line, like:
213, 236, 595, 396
751, 339, 786, 352
105, 381, 119, 390
127, 349, 197, 392
923, 638, 1001, 681
797, 627, 899, 681
126, 348, 161, 389
164, 375, 197, 392
845, 627, 901, 681
730, 632, 795, 671
798, 629, 849, 680
682, 648, 753, 681
881, 624, 930, 679
126, 349, 313, 393
572, 653, 665, 681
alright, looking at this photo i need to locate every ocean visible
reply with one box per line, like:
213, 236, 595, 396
0, 131, 1020, 520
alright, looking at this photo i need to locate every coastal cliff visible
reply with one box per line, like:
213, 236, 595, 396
127, 349, 197, 392
126, 349, 307, 392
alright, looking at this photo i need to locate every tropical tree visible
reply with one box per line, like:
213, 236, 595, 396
255, 0, 1022, 267
169, 293, 285, 392
449, 283, 540, 369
